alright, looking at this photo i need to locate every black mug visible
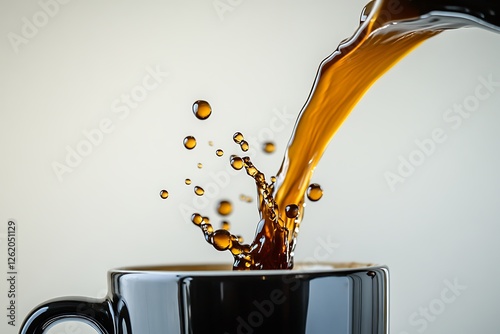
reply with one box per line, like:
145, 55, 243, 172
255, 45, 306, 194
19, 263, 389, 334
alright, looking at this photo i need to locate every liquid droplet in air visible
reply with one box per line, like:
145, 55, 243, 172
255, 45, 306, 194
285, 204, 300, 219
192, 100, 212, 120
239, 194, 253, 203
233, 132, 244, 144
216, 149, 224, 157
230, 155, 244, 170
183, 136, 197, 150
217, 200, 233, 216
307, 183, 323, 201
191, 213, 203, 226
194, 186, 205, 196
263, 142, 276, 153
159, 190, 169, 199
240, 140, 249, 152
221, 221, 231, 230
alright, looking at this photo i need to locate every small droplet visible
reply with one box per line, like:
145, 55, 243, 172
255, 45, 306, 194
208, 141, 214, 146
307, 183, 323, 201
270, 176, 277, 183
240, 140, 249, 152
216, 149, 224, 157
192, 100, 212, 120
230, 155, 244, 170
191, 213, 203, 226
159, 190, 169, 199
233, 132, 244, 144
185, 178, 192, 185
217, 200, 233, 216
212, 229, 232, 251
237, 235, 244, 243
285, 204, 300, 219
262, 142, 275, 153
194, 186, 205, 196
239, 194, 253, 203
183, 136, 197, 150
221, 221, 231, 230
205, 224, 214, 234
367, 271, 376, 277
197, 163, 203, 169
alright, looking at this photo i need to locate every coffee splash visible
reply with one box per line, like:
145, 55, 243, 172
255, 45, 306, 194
170, 0, 500, 270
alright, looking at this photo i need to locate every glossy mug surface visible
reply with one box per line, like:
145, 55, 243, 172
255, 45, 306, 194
19, 262, 388, 334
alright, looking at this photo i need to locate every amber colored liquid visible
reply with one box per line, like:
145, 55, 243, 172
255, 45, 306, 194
244, 0, 443, 270
184, 0, 499, 270
273, 1, 440, 257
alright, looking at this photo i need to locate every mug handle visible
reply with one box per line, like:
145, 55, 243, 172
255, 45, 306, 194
19, 297, 115, 334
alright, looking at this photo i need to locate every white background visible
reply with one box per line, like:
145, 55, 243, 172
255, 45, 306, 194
1, 0, 500, 333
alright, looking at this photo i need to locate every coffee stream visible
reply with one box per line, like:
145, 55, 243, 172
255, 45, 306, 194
170, 0, 500, 270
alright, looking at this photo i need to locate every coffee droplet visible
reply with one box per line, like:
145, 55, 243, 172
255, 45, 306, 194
194, 186, 205, 196
307, 183, 323, 201
182, 0, 454, 270
208, 141, 214, 146
270, 176, 277, 183
185, 178, 192, 185
217, 200, 233, 216
233, 132, 244, 144
199, 216, 214, 236
212, 229, 232, 251
192, 100, 212, 120
183, 136, 197, 150
240, 140, 249, 152
230, 155, 244, 170
197, 163, 203, 169
237, 235, 244, 243
239, 194, 253, 203
191, 213, 203, 226
159, 190, 169, 199
216, 149, 224, 157
221, 221, 231, 230
285, 204, 300, 219
263, 142, 276, 154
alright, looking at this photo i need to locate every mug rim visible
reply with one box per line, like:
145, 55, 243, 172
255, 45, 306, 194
109, 261, 385, 276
